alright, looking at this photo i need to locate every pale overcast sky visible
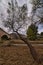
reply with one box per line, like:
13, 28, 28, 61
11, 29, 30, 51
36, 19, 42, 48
0, 0, 43, 34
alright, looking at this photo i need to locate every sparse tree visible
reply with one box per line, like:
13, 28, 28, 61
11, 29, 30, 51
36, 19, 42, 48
3, 0, 41, 64
31, 0, 43, 24
4, 0, 27, 32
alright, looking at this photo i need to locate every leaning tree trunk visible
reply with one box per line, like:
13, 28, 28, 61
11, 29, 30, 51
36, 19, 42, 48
16, 31, 41, 64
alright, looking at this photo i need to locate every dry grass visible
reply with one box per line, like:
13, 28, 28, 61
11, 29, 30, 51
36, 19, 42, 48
0, 39, 43, 45
8, 39, 43, 44
0, 40, 43, 65
0, 39, 43, 65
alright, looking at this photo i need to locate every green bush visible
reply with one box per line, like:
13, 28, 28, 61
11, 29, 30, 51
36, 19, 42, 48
1, 35, 9, 40
27, 24, 38, 40
41, 32, 43, 36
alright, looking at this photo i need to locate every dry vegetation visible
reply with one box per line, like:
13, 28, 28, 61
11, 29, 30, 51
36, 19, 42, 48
0, 39, 43, 45
0, 40, 43, 65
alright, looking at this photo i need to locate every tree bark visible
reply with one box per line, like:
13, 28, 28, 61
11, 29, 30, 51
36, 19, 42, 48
16, 31, 41, 64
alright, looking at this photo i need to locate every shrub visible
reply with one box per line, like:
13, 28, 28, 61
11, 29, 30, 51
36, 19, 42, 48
41, 32, 43, 36
27, 24, 38, 40
1, 35, 9, 40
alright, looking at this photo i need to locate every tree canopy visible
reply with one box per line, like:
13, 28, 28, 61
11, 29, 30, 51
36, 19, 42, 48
4, 0, 28, 33
31, 0, 43, 24
27, 24, 38, 40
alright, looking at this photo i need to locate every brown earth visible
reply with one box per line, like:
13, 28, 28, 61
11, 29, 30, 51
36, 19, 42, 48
0, 40, 43, 65
1, 40, 43, 44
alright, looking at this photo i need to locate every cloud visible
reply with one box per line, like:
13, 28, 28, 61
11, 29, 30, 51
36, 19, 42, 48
0, 0, 43, 34
38, 24, 43, 33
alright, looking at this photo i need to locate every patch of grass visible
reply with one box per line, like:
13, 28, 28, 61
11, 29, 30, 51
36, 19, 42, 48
0, 45, 43, 65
